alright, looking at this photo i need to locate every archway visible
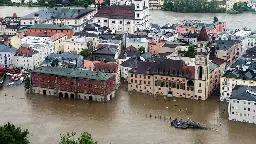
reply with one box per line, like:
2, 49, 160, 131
64, 93, 68, 98
198, 66, 203, 80
59, 92, 63, 97
70, 94, 75, 99
198, 96, 202, 100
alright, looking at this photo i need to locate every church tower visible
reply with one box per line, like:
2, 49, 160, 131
194, 26, 210, 100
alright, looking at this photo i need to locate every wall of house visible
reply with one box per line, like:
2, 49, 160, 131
209, 68, 221, 95
127, 72, 198, 99
0, 52, 15, 68
63, 40, 87, 54
94, 17, 135, 34
27, 28, 74, 38
13, 53, 41, 70
128, 72, 154, 94
121, 66, 132, 79
228, 98, 256, 124
20, 18, 36, 26
52, 35, 67, 53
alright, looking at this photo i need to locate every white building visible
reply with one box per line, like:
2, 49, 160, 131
245, 34, 256, 48
94, 0, 149, 34
13, 47, 42, 70
228, 86, 256, 124
0, 44, 17, 68
120, 57, 140, 79
220, 49, 256, 102
63, 36, 87, 54
21, 36, 54, 58
20, 7, 96, 32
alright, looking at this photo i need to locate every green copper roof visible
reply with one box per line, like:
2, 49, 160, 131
33, 67, 114, 81
28, 24, 72, 30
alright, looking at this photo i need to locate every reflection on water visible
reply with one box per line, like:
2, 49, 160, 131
1, 85, 256, 144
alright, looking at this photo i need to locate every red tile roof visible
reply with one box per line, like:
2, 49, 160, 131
182, 65, 195, 79
15, 47, 38, 57
93, 61, 118, 73
95, 5, 135, 19
210, 58, 226, 65
24, 32, 57, 37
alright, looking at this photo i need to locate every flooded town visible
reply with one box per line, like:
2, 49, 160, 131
0, 0, 256, 144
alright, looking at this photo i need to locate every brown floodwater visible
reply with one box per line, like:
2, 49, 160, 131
0, 84, 256, 144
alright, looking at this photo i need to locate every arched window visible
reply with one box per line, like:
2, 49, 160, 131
198, 66, 203, 80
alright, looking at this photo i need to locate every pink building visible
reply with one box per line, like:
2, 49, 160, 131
213, 40, 242, 66
176, 22, 226, 34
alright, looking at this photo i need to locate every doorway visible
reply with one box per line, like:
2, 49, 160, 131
70, 94, 75, 99
89, 96, 93, 100
59, 92, 63, 97
43, 90, 46, 95
65, 93, 69, 98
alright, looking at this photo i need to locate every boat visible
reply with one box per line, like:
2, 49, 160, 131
171, 119, 208, 130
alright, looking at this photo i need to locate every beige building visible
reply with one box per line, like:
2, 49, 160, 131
212, 40, 242, 66
10, 32, 25, 49
63, 36, 87, 54
127, 40, 223, 100
50, 33, 68, 53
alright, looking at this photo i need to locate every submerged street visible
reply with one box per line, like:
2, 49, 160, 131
1, 85, 256, 144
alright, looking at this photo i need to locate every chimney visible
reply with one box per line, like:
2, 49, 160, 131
133, 68, 137, 73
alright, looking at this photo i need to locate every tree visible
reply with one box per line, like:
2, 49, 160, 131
59, 132, 97, 144
80, 49, 92, 57
138, 46, 145, 54
185, 45, 196, 58
0, 122, 30, 144
213, 16, 218, 24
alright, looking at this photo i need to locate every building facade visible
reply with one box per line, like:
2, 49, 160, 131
50, 33, 68, 53
228, 86, 256, 124
26, 24, 74, 38
63, 36, 87, 54
31, 67, 116, 102
21, 8, 96, 31
13, 47, 42, 70
0, 44, 17, 68
212, 40, 242, 66
94, 1, 149, 34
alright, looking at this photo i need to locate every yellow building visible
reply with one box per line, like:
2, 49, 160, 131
10, 32, 24, 49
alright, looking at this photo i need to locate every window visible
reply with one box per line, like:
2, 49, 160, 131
120, 21, 122, 24
112, 21, 115, 24
248, 108, 251, 111
199, 83, 201, 87
104, 20, 107, 22
98, 19, 100, 22
131, 74, 133, 77
127, 21, 130, 24
137, 14, 139, 18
